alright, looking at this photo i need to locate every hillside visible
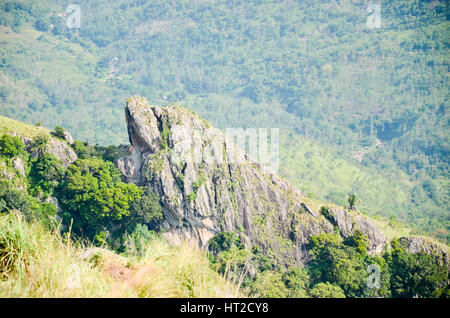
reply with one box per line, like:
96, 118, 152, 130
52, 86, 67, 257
0, 212, 241, 298
0, 106, 448, 298
0, 0, 448, 243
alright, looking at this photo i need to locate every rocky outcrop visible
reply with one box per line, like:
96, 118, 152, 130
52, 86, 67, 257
43, 138, 77, 167
12, 158, 26, 177
397, 237, 449, 266
326, 208, 386, 254
24, 136, 77, 167
116, 96, 389, 266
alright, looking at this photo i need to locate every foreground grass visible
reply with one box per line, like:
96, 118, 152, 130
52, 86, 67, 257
0, 212, 241, 298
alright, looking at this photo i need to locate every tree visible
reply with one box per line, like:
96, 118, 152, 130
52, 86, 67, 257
282, 266, 310, 298
348, 194, 357, 210
57, 158, 142, 239
126, 186, 163, 229
344, 230, 369, 255
0, 134, 24, 158
32, 134, 49, 150
387, 239, 449, 298
309, 233, 368, 297
208, 231, 244, 255
250, 271, 289, 298
34, 19, 49, 32
28, 153, 65, 197
309, 282, 345, 298
52, 126, 66, 139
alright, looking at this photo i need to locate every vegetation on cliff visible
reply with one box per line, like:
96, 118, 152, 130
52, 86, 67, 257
0, 113, 447, 298
0, 0, 448, 244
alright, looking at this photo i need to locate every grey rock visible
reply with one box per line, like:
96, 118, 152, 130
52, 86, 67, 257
398, 236, 449, 266
12, 158, 26, 177
63, 131, 75, 145
327, 208, 387, 254
30, 137, 78, 167
116, 96, 392, 266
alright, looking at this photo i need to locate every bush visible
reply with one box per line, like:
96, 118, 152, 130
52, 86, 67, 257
387, 239, 449, 298
282, 266, 310, 298
250, 271, 289, 298
126, 187, 163, 230
0, 181, 38, 218
208, 231, 244, 255
32, 134, 49, 150
72, 140, 100, 159
123, 223, 159, 256
34, 18, 49, 32
28, 153, 65, 197
0, 134, 24, 158
343, 230, 369, 255
309, 282, 345, 298
51, 126, 66, 139
309, 233, 368, 297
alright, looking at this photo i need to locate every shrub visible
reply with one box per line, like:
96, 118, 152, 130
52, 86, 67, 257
126, 187, 163, 230
250, 271, 289, 298
309, 282, 345, 298
343, 230, 369, 255
0, 134, 24, 158
387, 239, 449, 298
208, 231, 244, 255
28, 153, 65, 197
282, 266, 310, 298
32, 134, 49, 150
51, 126, 66, 139
123, 223, 158, 256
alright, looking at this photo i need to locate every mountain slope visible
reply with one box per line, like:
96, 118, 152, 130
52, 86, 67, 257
0, 109, 448, 298
0, 0, 448, 243
116, 96, 448, 268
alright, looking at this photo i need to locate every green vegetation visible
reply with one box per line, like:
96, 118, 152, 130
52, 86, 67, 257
207, 230, 448, 298
0, 0, 449, 298
308, 283, 346, 298
388, 238, 449, 298
0, 112, 448, 298
0, 212, 240, 297
0, 0, 448, 244
57, 158, 143, 241
51, 126, 66, 139
348, 194, 357, 210
0, 135, 24, 158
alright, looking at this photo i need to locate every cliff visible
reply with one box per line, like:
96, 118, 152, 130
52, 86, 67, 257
116, 96, 388, 266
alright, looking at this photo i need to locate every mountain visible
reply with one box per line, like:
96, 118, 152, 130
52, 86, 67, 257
0, 0, 448, 244
118, 96, 386, 262
116, 96, 448, 267
0, 104, 448, 297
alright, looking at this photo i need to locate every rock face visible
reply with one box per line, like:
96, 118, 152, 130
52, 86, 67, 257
398, 237, 449, 266
24, 136, 78, 168
117, 96, 387, 266
326, 208, 387, 254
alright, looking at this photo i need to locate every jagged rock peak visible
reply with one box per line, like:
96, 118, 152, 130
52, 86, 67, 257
117, 96, 387, 266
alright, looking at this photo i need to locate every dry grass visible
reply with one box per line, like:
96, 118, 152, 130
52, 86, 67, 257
0, 116, 50, 139
0, 212, 242, 298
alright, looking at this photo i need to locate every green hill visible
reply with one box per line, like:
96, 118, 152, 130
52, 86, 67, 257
0, 0, 448, 244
